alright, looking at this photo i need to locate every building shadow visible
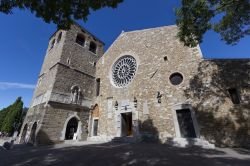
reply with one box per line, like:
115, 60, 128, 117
15, 129, 56, 148
138, 118, 160, 143
183, 59, 250, 148
35, 129, 57, 146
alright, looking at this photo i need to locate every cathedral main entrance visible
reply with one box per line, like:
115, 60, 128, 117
65, 117, 78, 140
121, 112, 132, 136
176, 109, 196, 138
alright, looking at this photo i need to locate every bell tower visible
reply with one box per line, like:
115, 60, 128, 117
19, 23, 104, 145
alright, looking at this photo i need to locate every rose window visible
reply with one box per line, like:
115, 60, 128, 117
112, 55, 137, 87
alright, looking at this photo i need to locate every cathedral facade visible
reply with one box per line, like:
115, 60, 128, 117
19, 24, 250, 148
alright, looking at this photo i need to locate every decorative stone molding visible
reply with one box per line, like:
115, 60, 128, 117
70, 85, 82, 104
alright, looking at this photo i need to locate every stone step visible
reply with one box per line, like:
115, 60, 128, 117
112, 136, 135, 143
170, 138, 215, 149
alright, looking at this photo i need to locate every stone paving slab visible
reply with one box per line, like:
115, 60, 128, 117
0, 141, 250, 166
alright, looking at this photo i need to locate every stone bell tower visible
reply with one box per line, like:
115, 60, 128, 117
19, 23, 104, 145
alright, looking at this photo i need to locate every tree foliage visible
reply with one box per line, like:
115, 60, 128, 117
0, 108, 9, 130
0, 0, 249, 46
176, 0, 250, 47
0, 0, 123, 29
0, 97, 23, 134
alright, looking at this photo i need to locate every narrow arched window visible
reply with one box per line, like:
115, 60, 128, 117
228, 88, 240, 104
96, 78, 100, 96
67, 58, 71, 65
50, 39, 55, 50
76, 34, 85, 46
57, 32, 62, 43
89, 41, 97, 54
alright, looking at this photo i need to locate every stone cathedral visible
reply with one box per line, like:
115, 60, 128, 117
19, 23, 250, 148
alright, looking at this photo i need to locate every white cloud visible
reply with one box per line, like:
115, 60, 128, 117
0, 82, 35, 90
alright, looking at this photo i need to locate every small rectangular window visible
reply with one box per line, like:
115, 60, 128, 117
228, 88, 240, 104
50, 39, 55, 50
96, 78, 100, 96
93, 119, 98, 136
57, 32, 62, 43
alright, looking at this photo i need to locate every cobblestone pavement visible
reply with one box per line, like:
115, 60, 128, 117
0, 141, 250, 166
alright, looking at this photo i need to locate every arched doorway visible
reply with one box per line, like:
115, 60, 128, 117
65, 117, 78, 140
20, 124, 28, 144
29, 122, 37, 144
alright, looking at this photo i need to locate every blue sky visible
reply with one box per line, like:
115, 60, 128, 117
0, 0, 249, 109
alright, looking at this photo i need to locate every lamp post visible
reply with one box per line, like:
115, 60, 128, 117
114, 101, 118, 110
157, 92, 162, 103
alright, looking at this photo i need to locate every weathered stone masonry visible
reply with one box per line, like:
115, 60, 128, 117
20, 24, 250, 148
19, 24, 104, 145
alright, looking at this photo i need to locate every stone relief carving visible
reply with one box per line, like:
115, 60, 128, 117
70, 85, 82, 104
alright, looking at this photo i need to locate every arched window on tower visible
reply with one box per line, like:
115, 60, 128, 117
89, 41, 97, 54
29, 122, 37, 145
228, 88, 240, 104
96, 78, 100, 96
50, 39, 55, 50
20, 124, 28, 144
57, 32, 62, 43
76, 34, 85, 46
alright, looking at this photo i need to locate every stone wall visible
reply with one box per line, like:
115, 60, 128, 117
52, 64, 95, 101
31, 24, 104, 107
20, 24, 249, 148
185, 60, 250, 147
40, 30, 66, 75
19, 23, 104, 145
19, 104, 47, 144
60, 24, 104, 76
36, 104, 89, 145
20, 103, 89, 145
94, 26, 250, 147
95, 25, 202, 141
31, 30, 66, 102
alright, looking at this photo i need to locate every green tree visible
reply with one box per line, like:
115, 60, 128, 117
0, 0, 123, 29
176, 0, 250, 47
0, 97, 23, 134
0, 0, 249, 46
0, 108, 9, 130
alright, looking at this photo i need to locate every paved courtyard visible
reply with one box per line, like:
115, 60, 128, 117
0, 141, 250, 166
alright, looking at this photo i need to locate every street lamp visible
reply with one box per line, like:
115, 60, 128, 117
134, 97, 138, 108
157, 92, 162, 103
114, 101, 118, 110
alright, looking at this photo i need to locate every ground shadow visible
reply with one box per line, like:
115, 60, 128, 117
0, 141, 249, 166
